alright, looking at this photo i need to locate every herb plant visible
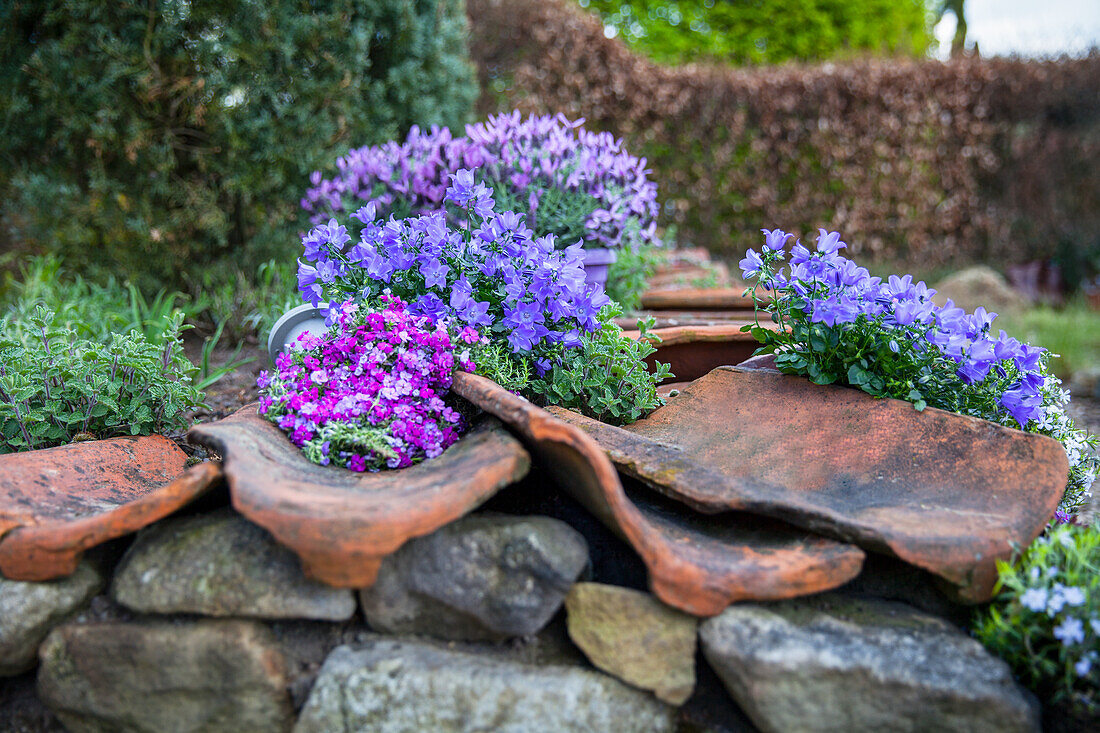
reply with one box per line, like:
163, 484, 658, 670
606, 244, 661, 311
1, 255, 251, 392
530, 305, 672, 425
972, 523, 1100, 718
258, 297, 479, 471
0, 307, 202, 453
739, 228, 1097, 515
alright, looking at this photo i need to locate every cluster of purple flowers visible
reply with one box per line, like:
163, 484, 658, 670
297, 169, 609, 373
740, 228, 1050, 429
256, 297, 478, 471
301, 112, 660, 251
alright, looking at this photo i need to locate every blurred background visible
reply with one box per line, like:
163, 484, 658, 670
1, 0, 1097, 389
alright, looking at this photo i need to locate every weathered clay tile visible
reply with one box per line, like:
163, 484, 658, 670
640, 287, 758, 311
558, 367, 1069, 603
613, 311, 757, 330
0, 436, 219, 581
451, 372, 864, 616
621, 324, 765, 384
187, 405, 531, 588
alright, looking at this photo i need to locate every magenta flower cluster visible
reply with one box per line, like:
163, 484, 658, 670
256, 297, 479, 471
301, 111, 660, 251
740, 228, 1050, 429
297, 169, 609, 374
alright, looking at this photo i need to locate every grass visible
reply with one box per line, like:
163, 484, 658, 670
864, 260, 1100, 380
996, 299, 1100, 380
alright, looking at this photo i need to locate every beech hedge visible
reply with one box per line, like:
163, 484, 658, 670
469, 0, 1100, 271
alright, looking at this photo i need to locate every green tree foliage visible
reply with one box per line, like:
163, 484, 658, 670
577, 0, 934, 65
0, 0, 477, 289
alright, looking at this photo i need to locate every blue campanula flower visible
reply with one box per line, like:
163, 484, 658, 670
502, 301, 547, 352
761, 228, 791, 252
1020, 587, 1049, 612
297, 261, 323, 305
815, 229, 846, 255
893, 298, 934, 327
1053, 616, 1085, 646
446, 169, 477, 206
419, 257, 450, 289
810, 295, 860, 327
1000, 382, 1044, 428
790, 241, 813, 265
739, 249, 764, 279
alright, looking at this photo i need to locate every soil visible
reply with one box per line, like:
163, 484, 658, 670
181, 336, 267, 426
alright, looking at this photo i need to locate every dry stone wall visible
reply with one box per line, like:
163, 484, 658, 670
0, 484, 1044, 733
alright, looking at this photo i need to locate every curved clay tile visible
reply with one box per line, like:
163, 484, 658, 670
561, 366, 1069, 603
451, 371, 864, 617
187, 405, 531, 588
622, 324, 768, 384
612, 311, 757, 330
0, 436, 220, 581
640, 287, 759, 311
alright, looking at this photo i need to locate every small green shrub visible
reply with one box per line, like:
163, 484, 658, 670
0, 307, 202, 452
606, 244, 661, 311
1, 0, 477, 288
530, 305, 672, 425
973, 524, 1100, 719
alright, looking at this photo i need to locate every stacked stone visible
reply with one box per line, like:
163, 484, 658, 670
1, 503, 1042, 732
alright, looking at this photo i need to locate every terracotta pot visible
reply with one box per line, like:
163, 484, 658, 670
0, 436, 220, 581
581, 247, 617, 290
613, 310, 757, 330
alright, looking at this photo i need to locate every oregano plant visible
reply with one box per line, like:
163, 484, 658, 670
0, 306, 202, 452
529, 304, 672, 425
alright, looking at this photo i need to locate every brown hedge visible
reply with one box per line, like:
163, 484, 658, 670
468, 0, 1100, 269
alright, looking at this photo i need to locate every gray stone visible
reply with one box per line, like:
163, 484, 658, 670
0, 560, 104, 676
293, 638, 676, 732
359, 513, 589, 640
699, 594, 1040, 733
565, 582, 697, 705
38, 618, 294, 733
111, 509, 355, 620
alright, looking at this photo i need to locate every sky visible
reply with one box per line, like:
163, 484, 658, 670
933, 0, 1100, 58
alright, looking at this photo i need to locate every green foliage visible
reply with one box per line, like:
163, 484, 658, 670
301, 419, 398, 467
530, 305, 672, 425
0, 0, 478, 288
1, 255, 251, 392
0, 256, 201, 347
488, 180, 604, 247
606, 244, 661, 311
186, 259, 301, 344
972, 524, 1100, 718
578, 0, 933, 66
469, 339, 534, 395
0, 307, 202, 452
